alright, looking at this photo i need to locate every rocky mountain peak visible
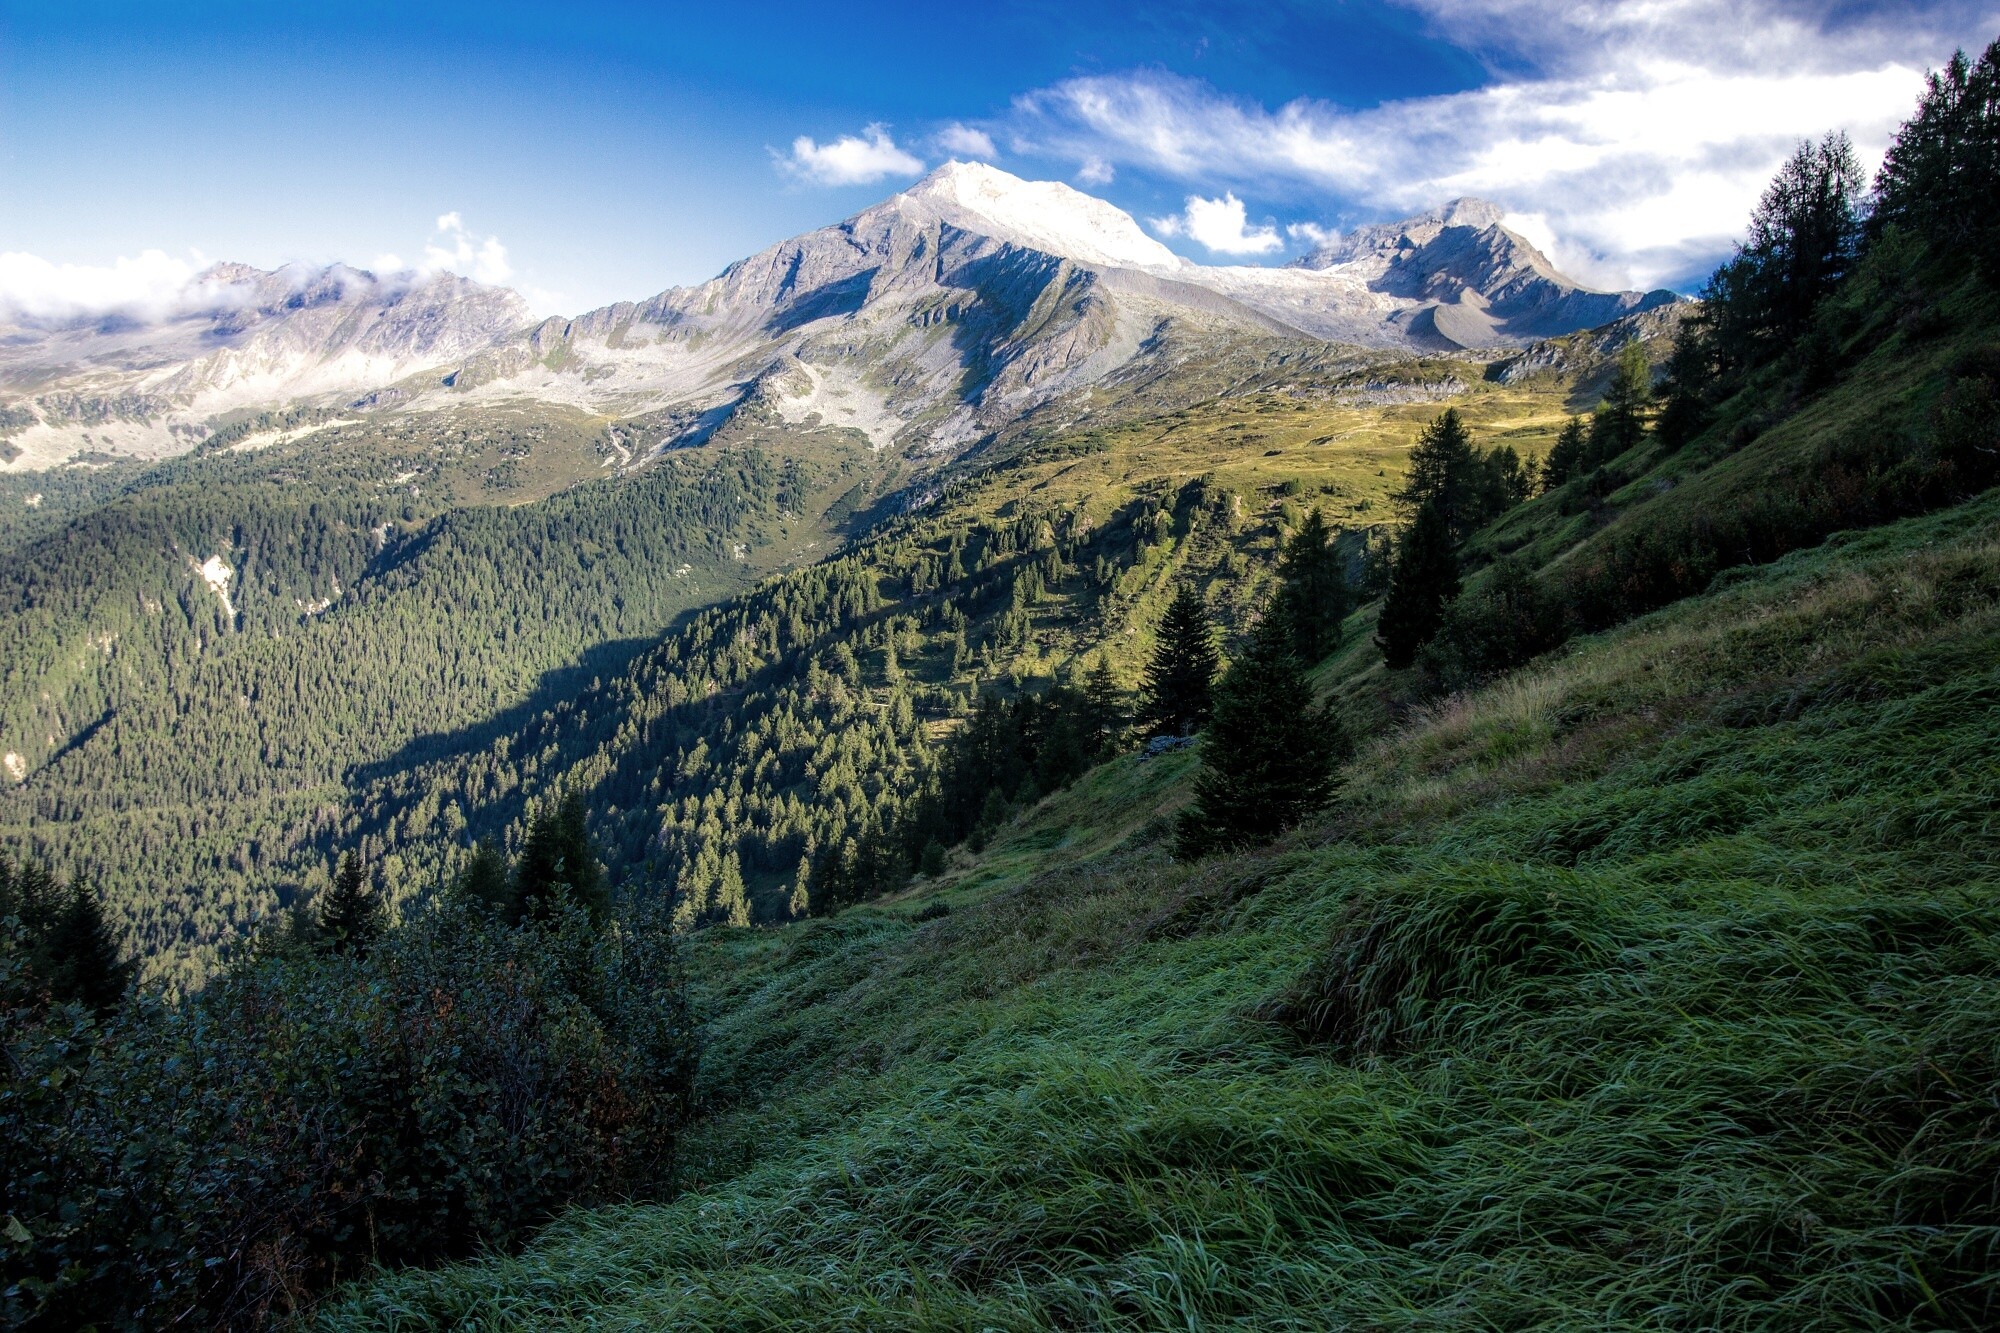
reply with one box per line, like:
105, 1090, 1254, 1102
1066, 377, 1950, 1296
1292, 196, 1512, 269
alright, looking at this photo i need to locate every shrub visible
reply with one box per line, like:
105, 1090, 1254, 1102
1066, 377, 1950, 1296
0, 897, 696, 1330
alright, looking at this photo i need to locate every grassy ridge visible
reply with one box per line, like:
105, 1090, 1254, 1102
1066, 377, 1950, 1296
325, 485, 2000, 1327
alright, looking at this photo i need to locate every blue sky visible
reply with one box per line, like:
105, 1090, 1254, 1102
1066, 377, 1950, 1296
2, 1, 1995, 316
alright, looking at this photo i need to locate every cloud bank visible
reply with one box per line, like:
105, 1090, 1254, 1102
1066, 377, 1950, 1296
1010, 0, 1978, 286
0, 249, 207, 323
778, 124, 925, 186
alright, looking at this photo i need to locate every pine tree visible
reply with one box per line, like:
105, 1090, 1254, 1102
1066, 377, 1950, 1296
1393, 408, 1482, 543
318, 851, 384, 955
44, 882, 134, 1013
1082, 656, 1126, 753
451, 839, 511, 914
1270, 508, 1349, 662
1376, 498, 1461, 669
1587, 343, 1652, 467
511, 791, 608, 926
1175, 615, 1347, 857
1541, 416, 1589, 488
1139, 583, 1220, 738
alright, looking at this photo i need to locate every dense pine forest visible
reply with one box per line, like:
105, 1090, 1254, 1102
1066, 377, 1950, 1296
8, 39, 2000, 1329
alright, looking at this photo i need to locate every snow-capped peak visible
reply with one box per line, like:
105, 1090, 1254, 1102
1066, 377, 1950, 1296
902, 161, 1184, 273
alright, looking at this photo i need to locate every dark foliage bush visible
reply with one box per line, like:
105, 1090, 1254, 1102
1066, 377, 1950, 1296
0, 893, 696, 1330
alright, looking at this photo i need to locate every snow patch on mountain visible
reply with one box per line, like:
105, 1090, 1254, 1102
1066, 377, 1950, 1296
904, 162, 1183, 272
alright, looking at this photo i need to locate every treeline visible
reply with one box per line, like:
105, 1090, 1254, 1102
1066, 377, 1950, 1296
1371, 51, 2000, 689
1, 803, 695, 1330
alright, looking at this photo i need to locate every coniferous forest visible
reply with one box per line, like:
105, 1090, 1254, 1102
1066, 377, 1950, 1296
8, 33, 2000, 1330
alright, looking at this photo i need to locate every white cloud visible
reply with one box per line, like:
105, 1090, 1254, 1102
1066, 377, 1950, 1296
420, 212, 513, 285
1149, 192, 1284, 255
0, 249, 206, 322
1076, 155, 1116, 185
1287, 221, 1336, 248
938, 123, 998, 160
1009, 0, 1977, 286
778, 123, 925, 186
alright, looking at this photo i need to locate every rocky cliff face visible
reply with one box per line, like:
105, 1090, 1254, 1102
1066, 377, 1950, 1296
0, 164, 1679, 470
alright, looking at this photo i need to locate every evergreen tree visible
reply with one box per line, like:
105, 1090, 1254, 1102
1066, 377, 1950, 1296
1541, 416, 1589, 488
1586, 343, 1652, 467
1139, 583, 1220, 737
1082, 656, 1126, 751
1393, 408, 1482, 544
1873, 41, 2000, 273
1270, 507, 1350, 662
1376, 498, 1461, 669
511, 791, 608, 926
1705, 133, 1866, 363
43, 882, 134, 1014
1175, 615, 1347, 857
318, 851, 384, 955
451, 839, 511, 914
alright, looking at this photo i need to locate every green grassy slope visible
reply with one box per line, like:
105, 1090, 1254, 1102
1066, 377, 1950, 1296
326, 482, 2000, 1327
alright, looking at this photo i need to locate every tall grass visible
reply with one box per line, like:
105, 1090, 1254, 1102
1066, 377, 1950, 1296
325, 495, 2000, 1330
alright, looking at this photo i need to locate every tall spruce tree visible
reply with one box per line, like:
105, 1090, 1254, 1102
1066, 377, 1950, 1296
1, 860, 133, 1013
1271, 508, 1350, 662
1586, 343, 1652, 466
1394, 408, 1482, 544
45, 882, 134, 1013
1376, 498, 1461, 669
318, 851, 384, 955
1705, 132, 1866, 363
1175, 614, 1347, 857
1083, 656, 1127, 752
1139, 583, 1221, 737
511, 791, 608, 926
1541, 416, 1589, 488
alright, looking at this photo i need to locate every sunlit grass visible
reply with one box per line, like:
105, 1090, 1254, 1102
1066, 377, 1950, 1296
325, 486, 2000, 1329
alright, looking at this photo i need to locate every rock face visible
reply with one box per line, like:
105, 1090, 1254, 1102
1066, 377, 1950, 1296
0, 163, 1678, 469
1288, 196, 1678, 348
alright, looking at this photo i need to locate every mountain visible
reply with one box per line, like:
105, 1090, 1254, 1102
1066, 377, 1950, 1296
0, 263, 530, 468
0, 165, 1674, 471
1288, 195, 1677, 347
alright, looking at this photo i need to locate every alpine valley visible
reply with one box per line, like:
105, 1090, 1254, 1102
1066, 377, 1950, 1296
9, 49, 2000, 1330
0, 162, 1674, 983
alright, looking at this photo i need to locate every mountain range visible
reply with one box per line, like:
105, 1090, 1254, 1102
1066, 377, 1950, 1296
0, 163, 1675, 471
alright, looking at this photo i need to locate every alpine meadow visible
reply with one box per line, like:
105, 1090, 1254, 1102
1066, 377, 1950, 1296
5, 7, 2000, 1329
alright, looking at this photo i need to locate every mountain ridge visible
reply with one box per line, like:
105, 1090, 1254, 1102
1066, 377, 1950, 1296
0, 164, 1674, 470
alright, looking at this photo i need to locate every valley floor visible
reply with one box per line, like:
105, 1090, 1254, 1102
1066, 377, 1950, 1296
323, 491, 2000, 1328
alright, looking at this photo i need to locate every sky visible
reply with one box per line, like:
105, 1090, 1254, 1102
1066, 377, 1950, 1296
2, 0, 1996, 318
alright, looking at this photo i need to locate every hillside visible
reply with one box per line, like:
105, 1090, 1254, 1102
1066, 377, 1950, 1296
325, 474, 2000, 1330
319, 111, 2000, 1326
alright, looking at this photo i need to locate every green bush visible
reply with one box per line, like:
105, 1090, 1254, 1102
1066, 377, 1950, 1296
1, 897, 696, 1329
